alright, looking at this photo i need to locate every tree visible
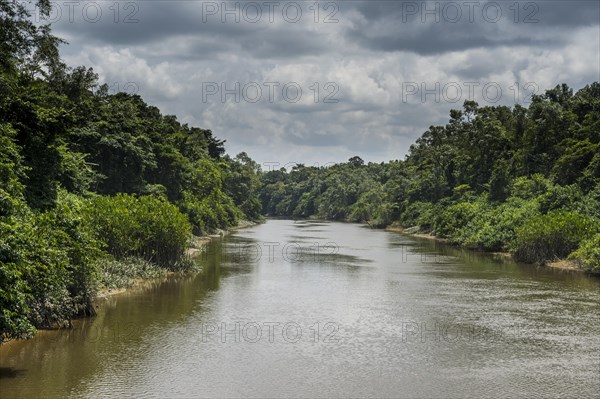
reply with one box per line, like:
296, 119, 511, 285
348, 156, 364, 167
489, 158, 511, 202
0, 0, 62, 76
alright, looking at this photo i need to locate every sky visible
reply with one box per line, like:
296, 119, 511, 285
35, 0, 600, 168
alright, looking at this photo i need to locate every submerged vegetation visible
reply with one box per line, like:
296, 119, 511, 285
0, 1, 598, 343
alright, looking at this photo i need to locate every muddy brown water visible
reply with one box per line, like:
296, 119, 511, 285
1, 219, 599, 398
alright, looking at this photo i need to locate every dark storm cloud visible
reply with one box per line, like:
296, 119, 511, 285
175, 27, 331, 61
532, 1, 600, 26
344, 1, 586, 56
242, 30, 331, 59
171, 36, 239, 60
50, 1, 598, 59
51, 1, 332, 58
351, 0, 599, 27
47, 0, 600, 166
54, 1, 252, 45
346, 25, 557, 56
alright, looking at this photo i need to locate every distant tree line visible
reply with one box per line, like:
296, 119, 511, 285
1, 0, 598, 343
260, 84, 600, 272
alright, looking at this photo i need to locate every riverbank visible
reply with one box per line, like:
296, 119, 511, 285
259, 220, 588, 273
186, 219, 258, 257
99, 219, 260, 299
4, 218, 599, 398
1, 220, 260, 346
384, 225, 584, 273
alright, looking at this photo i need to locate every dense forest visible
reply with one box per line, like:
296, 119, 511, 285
0, 0, 262, 342
260, 85, 600, 272
1, 1, 599, 343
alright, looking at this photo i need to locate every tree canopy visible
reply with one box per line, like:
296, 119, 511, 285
1, 1, 598, 343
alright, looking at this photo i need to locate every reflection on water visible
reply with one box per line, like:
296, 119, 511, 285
1, 219, 599, 398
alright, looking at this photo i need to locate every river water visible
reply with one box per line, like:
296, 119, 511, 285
1, 219, 599, 398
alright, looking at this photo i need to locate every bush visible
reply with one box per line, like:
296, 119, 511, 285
179, 191, 241, 236
0, 123, 27, 218
1, 221, 38, 341
458, 198, 540, 251
35, 191, 103, 317
85, 194, 191, 269
434, 201, 481, 239
512, 211, 598, 263
371, 202, 397, 228
511, 174, 551, 200
2, 191, 196, 342
1, 190, 103, 340
400, 201, 437, 231
569, 234, 600, 273
180, 193, 218, 236
538, 184, 582, 214
348, 187, 390, 225
575, 183, 600, 219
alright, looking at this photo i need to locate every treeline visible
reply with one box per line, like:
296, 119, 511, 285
260, 84, 600, 272
2, 0, 599, 344
1, 1, 262, 342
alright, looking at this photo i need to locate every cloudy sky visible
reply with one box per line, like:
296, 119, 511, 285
41, 0, 600, 168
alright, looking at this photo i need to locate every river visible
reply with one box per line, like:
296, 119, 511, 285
1, 219, 599, 398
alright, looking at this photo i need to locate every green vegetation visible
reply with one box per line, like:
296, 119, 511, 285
1, 1, 598, 343
260, 88, 600, 272
0, 1, 262, 342
570, 234, 600, 272
85, 194, 192, 269
512, 211, 598, 264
